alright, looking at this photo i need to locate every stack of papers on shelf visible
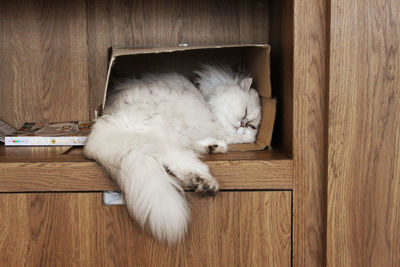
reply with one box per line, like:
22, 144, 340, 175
2, 121, 93, 146
0, 120, 17, 143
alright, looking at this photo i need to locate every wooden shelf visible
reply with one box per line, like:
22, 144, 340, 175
0, 145, 293, 192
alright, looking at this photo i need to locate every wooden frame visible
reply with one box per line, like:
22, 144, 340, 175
0, 0, 330, 265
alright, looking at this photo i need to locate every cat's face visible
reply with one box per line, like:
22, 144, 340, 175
210, 80, 262, 143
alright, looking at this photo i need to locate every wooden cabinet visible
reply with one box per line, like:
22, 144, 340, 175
0, 146, 294, 266
1, 0, 303, 265
1, 0, 398, 265
14, 0, 400, 266
0, 191, 291, 266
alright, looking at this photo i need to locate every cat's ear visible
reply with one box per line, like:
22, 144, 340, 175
240, 77, 252, 93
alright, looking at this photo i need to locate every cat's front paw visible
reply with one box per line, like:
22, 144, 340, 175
192, 176, 219, 197
208, 144, 227, 154
195, 138, 227, 154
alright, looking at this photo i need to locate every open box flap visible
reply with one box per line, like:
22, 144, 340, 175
101, 56, 116, 111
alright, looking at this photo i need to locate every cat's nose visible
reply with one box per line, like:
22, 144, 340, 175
240, 121, 246, 127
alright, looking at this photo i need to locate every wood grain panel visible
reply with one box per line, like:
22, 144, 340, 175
327, 0, 400, 266
0, 0, 89, 127
0, 159, 292, 192
293, 0, 327, 266
86, 0, 270, 118
0, 191, 291, 266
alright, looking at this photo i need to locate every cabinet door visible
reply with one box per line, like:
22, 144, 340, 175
328, 0, 400, 266
0, 191, 291, 266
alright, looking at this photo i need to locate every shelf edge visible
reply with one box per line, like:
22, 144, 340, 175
0, 160, 293, 192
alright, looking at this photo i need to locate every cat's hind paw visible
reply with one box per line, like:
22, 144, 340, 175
192, 176, 219, 197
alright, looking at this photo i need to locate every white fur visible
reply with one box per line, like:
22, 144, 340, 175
195, 65, 262, 143
84, 66, 261, 244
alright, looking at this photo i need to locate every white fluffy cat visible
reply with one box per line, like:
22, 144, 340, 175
83, 65, 261, 244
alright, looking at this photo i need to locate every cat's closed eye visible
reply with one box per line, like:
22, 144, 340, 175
239, 119, 257, 129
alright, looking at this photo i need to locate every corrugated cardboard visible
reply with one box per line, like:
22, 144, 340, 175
100, 44, 276, 151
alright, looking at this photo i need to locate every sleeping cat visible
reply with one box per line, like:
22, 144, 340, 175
83, 65, 262, 244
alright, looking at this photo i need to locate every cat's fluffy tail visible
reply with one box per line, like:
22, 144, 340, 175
83, 120, 190, 245
118, 151, 190, 244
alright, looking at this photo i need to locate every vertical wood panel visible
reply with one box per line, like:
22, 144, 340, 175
293, 0, 327, 266
0, 191, 291, 266
86, 0, 270, 118
0, 0, 89, 127
328, 0, 400, 266
269, 0, 293, 155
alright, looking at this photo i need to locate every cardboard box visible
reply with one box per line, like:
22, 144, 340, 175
100, 44, 276, 151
